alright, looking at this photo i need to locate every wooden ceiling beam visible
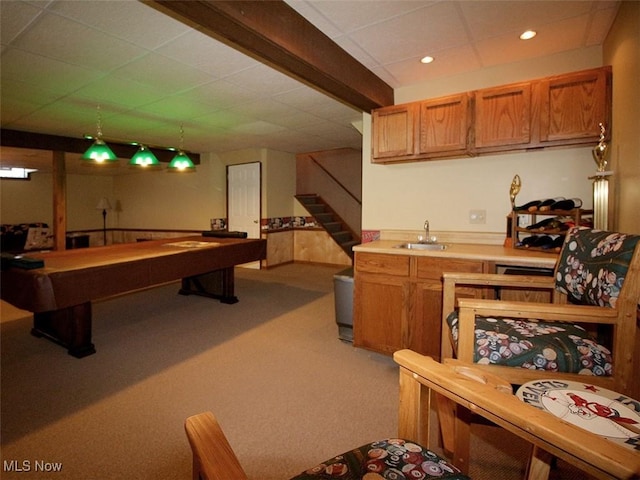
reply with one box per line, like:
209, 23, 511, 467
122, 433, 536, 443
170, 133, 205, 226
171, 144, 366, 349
143, 0, 394, 112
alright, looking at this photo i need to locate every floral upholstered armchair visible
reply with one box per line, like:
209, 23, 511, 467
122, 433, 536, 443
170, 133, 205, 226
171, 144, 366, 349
441, 227, 640, 397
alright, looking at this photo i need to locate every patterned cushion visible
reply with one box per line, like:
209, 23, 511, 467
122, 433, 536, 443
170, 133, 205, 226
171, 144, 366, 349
446, 313, 612, 376
555, 227, 640, 308
290, 438, 469, 480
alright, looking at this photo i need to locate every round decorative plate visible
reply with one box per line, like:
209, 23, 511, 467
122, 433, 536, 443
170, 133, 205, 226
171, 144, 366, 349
516, 380, 640, 449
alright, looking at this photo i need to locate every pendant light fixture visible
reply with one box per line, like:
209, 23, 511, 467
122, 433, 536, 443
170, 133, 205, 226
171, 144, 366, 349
83, 105, 117, 163
129, 144, 160, 167
167, 125, 196, 172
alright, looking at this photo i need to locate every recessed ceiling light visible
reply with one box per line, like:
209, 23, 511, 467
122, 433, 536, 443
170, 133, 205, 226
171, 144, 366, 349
420, 55, 434, 64
520, 30, 537, 40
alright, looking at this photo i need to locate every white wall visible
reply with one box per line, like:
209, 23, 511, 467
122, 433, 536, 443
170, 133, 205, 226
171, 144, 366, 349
362, 47, 605, 234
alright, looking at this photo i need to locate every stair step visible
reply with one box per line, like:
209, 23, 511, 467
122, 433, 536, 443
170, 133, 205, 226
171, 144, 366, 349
296, 195, 319, 206
332, 231, 353, 243
306, 204, 326, 214
315, 213, 334, 223
324, 222, 343, 233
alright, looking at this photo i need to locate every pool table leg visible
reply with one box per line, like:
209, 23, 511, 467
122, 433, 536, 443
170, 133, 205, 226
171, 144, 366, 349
32, 301, 96, 358
179, 267, 239, 304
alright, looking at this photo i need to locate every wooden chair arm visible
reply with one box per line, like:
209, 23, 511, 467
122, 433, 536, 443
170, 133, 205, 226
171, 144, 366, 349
457, 298, 619, 324
393, 350, 640, 480
442, 272, 555, 289
185, 412, 249, 480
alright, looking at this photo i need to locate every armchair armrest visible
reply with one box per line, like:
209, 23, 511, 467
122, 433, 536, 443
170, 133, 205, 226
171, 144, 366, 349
185, 412, 249, 480
455, 299, 618, 368
441, 273, 557, 360
393, 350, 640, 480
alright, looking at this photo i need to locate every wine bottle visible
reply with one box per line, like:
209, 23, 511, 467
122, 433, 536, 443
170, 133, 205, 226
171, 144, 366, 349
527, 217, 562, 231
535, 197, 565, 212
541, 198, 583, 212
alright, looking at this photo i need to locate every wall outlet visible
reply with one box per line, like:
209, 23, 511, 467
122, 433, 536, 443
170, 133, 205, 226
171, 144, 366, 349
469, 209, 486, 224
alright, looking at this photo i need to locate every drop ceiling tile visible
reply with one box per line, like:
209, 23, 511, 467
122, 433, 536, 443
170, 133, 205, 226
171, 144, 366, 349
135, 96, 220, 122
584, 6, 620, 45
110, 52, 214, 94
460, 0, 593, 41
1, 47, 102, 94
383, 44, 481, 86
11, 13, 147, 72
154, 30, 257, 78
349, 1, 468, 64
223, 63, 303, 96
49, 0, 190, 50
72, 76, 167, 109
180, 80, 256, 110
0, 0, 42, 44
475, 14, 591, 67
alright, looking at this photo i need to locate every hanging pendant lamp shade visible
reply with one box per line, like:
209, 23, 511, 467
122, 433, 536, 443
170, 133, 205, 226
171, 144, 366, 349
129, 144, 160, 167
167, 125, 196, 172
167, 151, 196, 171
83, 106, 117, 163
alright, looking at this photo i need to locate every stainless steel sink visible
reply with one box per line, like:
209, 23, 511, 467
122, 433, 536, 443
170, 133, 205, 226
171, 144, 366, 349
394, 242, 448, 251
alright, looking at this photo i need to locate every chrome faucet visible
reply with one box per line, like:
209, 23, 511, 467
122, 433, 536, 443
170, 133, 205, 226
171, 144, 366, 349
423, 220, 430, 243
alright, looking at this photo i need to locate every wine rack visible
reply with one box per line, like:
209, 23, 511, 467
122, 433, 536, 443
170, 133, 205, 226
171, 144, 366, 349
510, 208, 593, 253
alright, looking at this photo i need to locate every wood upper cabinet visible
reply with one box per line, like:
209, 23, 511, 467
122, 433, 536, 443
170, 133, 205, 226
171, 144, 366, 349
371, 66, 611, 162
371, 103, 417, 160
418, 93, 472, 156
371, 93, 472, 163
538, 66, 611, 146
474, 82, 531, 150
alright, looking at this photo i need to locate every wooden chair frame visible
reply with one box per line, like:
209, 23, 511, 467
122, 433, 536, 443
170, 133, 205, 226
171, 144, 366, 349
394, 351, 640, 480
184, 351, 640, 480
440, 241, 640, 398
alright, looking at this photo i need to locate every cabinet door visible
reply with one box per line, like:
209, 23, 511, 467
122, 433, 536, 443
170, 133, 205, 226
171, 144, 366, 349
354, 274, 408, 355
539, 67, 611, 145
354, 253, 411, 355
371, 103, 417, 161
475, 82, 531, 149
415, 257, 486, 360
418, 93, 471, 156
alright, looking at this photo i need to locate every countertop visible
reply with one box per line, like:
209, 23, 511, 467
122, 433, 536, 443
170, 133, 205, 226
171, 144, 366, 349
353, 240, 558, 269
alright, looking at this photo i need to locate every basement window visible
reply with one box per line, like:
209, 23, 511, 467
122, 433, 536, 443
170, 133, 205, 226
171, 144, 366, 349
0, 167, 37, 179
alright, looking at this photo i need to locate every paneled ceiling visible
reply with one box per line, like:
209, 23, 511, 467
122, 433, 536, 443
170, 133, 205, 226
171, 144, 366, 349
0, 0, 620, 174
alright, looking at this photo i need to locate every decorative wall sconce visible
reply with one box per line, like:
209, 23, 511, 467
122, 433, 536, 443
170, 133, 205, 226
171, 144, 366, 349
590, 123, 612, 230
83, 106, 117, 163
167, 125, 196, 172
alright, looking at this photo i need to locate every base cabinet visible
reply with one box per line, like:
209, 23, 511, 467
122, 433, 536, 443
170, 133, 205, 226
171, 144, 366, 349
354, 252, 487, 359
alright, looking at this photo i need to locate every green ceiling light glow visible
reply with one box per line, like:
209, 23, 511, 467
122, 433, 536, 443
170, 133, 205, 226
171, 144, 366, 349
83, 106, 117, 163
129, 144, 160, 167
167, 125, 196, 172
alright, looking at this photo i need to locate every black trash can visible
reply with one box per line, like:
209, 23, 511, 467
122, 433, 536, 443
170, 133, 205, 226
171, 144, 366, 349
333, 267, 354, 342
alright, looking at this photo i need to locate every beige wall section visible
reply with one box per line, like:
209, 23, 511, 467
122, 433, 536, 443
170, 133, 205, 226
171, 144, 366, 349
604, 0, 640, 234
263, 149, 296, 218
1, 148, 296, 233
1, 171, 113, 230
362, 46, 615, 234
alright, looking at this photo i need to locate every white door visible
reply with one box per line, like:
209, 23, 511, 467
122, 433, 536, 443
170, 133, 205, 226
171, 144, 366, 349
227, 162, 261, 268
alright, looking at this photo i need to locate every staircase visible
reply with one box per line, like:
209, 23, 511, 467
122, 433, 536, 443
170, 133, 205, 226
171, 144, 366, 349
295, 194, 360, 259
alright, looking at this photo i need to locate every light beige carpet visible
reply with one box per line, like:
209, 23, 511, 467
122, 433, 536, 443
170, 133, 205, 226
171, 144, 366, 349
1, 263, 585, 479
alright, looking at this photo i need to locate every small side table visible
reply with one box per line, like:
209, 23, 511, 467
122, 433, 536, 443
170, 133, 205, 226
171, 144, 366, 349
66, 234, 90, 249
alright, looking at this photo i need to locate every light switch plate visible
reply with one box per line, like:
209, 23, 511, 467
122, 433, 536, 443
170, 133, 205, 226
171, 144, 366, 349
469, 210, 486, 224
